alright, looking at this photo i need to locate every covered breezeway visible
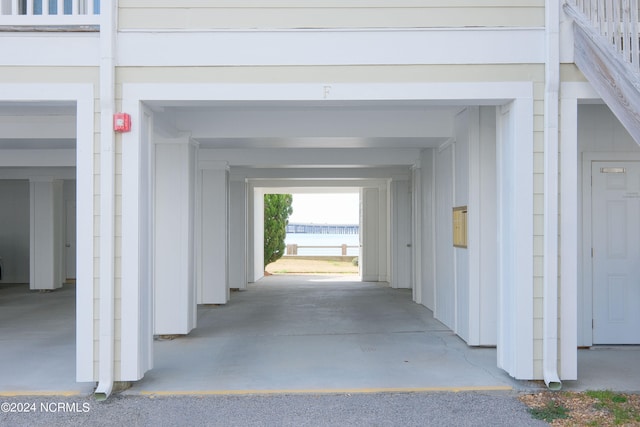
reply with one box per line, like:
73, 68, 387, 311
114, 81, 541, 386
0, 85, 95, 395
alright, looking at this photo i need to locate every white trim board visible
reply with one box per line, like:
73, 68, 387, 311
125, 82, 533, 103
118, 28, 544, 67
559, 81, 598, 380
199, 148, 422, 167
0, 34, 100, 66
0, 150, 75, 167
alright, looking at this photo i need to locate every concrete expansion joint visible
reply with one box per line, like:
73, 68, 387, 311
459, 348, 508, 385
436, 334, 509, 388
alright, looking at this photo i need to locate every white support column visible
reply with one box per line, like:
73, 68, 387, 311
559, 88, 579, 380
29, 178, 64, 290
120, 102, 154, 380
154, 137, 197, 335
411, 164, 422, 303
420, 149, 436, 311
496, 98, 534, 380
229, 176, 247, 290
198, 161, 230, 304
360, 183, 391, 283
361, 187, 379, 282
466, 106, 498, 346
252, 188, 265, 282
379, 184, 389, 282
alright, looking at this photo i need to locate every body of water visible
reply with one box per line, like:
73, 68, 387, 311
284, 233, 360, 256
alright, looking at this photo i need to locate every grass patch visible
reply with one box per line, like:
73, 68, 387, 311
522, 390, 640, 426
528, 400, 570, 423
585, 390, 640, 425
585, 390, 626, 402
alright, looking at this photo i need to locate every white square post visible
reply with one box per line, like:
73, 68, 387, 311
29, 178, 64, 290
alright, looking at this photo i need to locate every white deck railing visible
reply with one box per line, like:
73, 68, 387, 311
569, 0, 640, 72
0, 0, 99, 26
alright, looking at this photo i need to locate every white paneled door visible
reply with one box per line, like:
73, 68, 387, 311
592, 161, 640, 344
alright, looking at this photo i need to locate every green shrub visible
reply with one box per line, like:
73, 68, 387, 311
264, 194, 293, 266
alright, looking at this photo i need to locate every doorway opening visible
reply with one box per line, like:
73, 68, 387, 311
0, 100, 89, 393
250, 180, 399, 288
129, 88, 528, 386
578, 104, 640, 346
267, 191, 361, 277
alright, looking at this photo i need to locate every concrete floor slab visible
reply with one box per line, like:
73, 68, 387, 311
0, 283, 94, 396
563, 347, 640, 392
127, 276, 519, 394
2, 277, 638, 396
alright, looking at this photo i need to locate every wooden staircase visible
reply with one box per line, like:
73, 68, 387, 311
564, 0, 640, 143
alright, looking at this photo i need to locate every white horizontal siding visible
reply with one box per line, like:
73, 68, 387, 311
119, 0, 544, 30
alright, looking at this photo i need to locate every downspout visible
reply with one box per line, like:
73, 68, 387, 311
94, 0, 117, 401
543, 0, 562, 390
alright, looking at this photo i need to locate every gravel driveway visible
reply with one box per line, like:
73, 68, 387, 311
1, 391, 547, 427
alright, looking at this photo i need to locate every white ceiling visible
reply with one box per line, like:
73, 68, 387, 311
0, 100, 464, 169
0, 102, 76, 150
151, 100, 462, 150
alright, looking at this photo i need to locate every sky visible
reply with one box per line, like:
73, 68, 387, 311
288, 193, 360, 225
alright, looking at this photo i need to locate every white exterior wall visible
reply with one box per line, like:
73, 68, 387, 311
454, 110, 471, 342
438, 107, 498, 346
430, 107, 499, 345
63, 180, 77, 281
119, 0, 544, 30
0, 179, 76, 285
0, 180, 30, 283
434, 141, 455, 329
578, 105, 640, 153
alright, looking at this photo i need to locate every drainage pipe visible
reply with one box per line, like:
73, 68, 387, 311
94, 0, 117, 401
543, 0, 562, 391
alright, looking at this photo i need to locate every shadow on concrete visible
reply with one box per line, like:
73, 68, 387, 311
128, 276, 519, 394
2, 278, 637, 396
0, 283, 94, 395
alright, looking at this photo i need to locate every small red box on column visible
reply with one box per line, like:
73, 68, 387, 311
113, 113, 131, 132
